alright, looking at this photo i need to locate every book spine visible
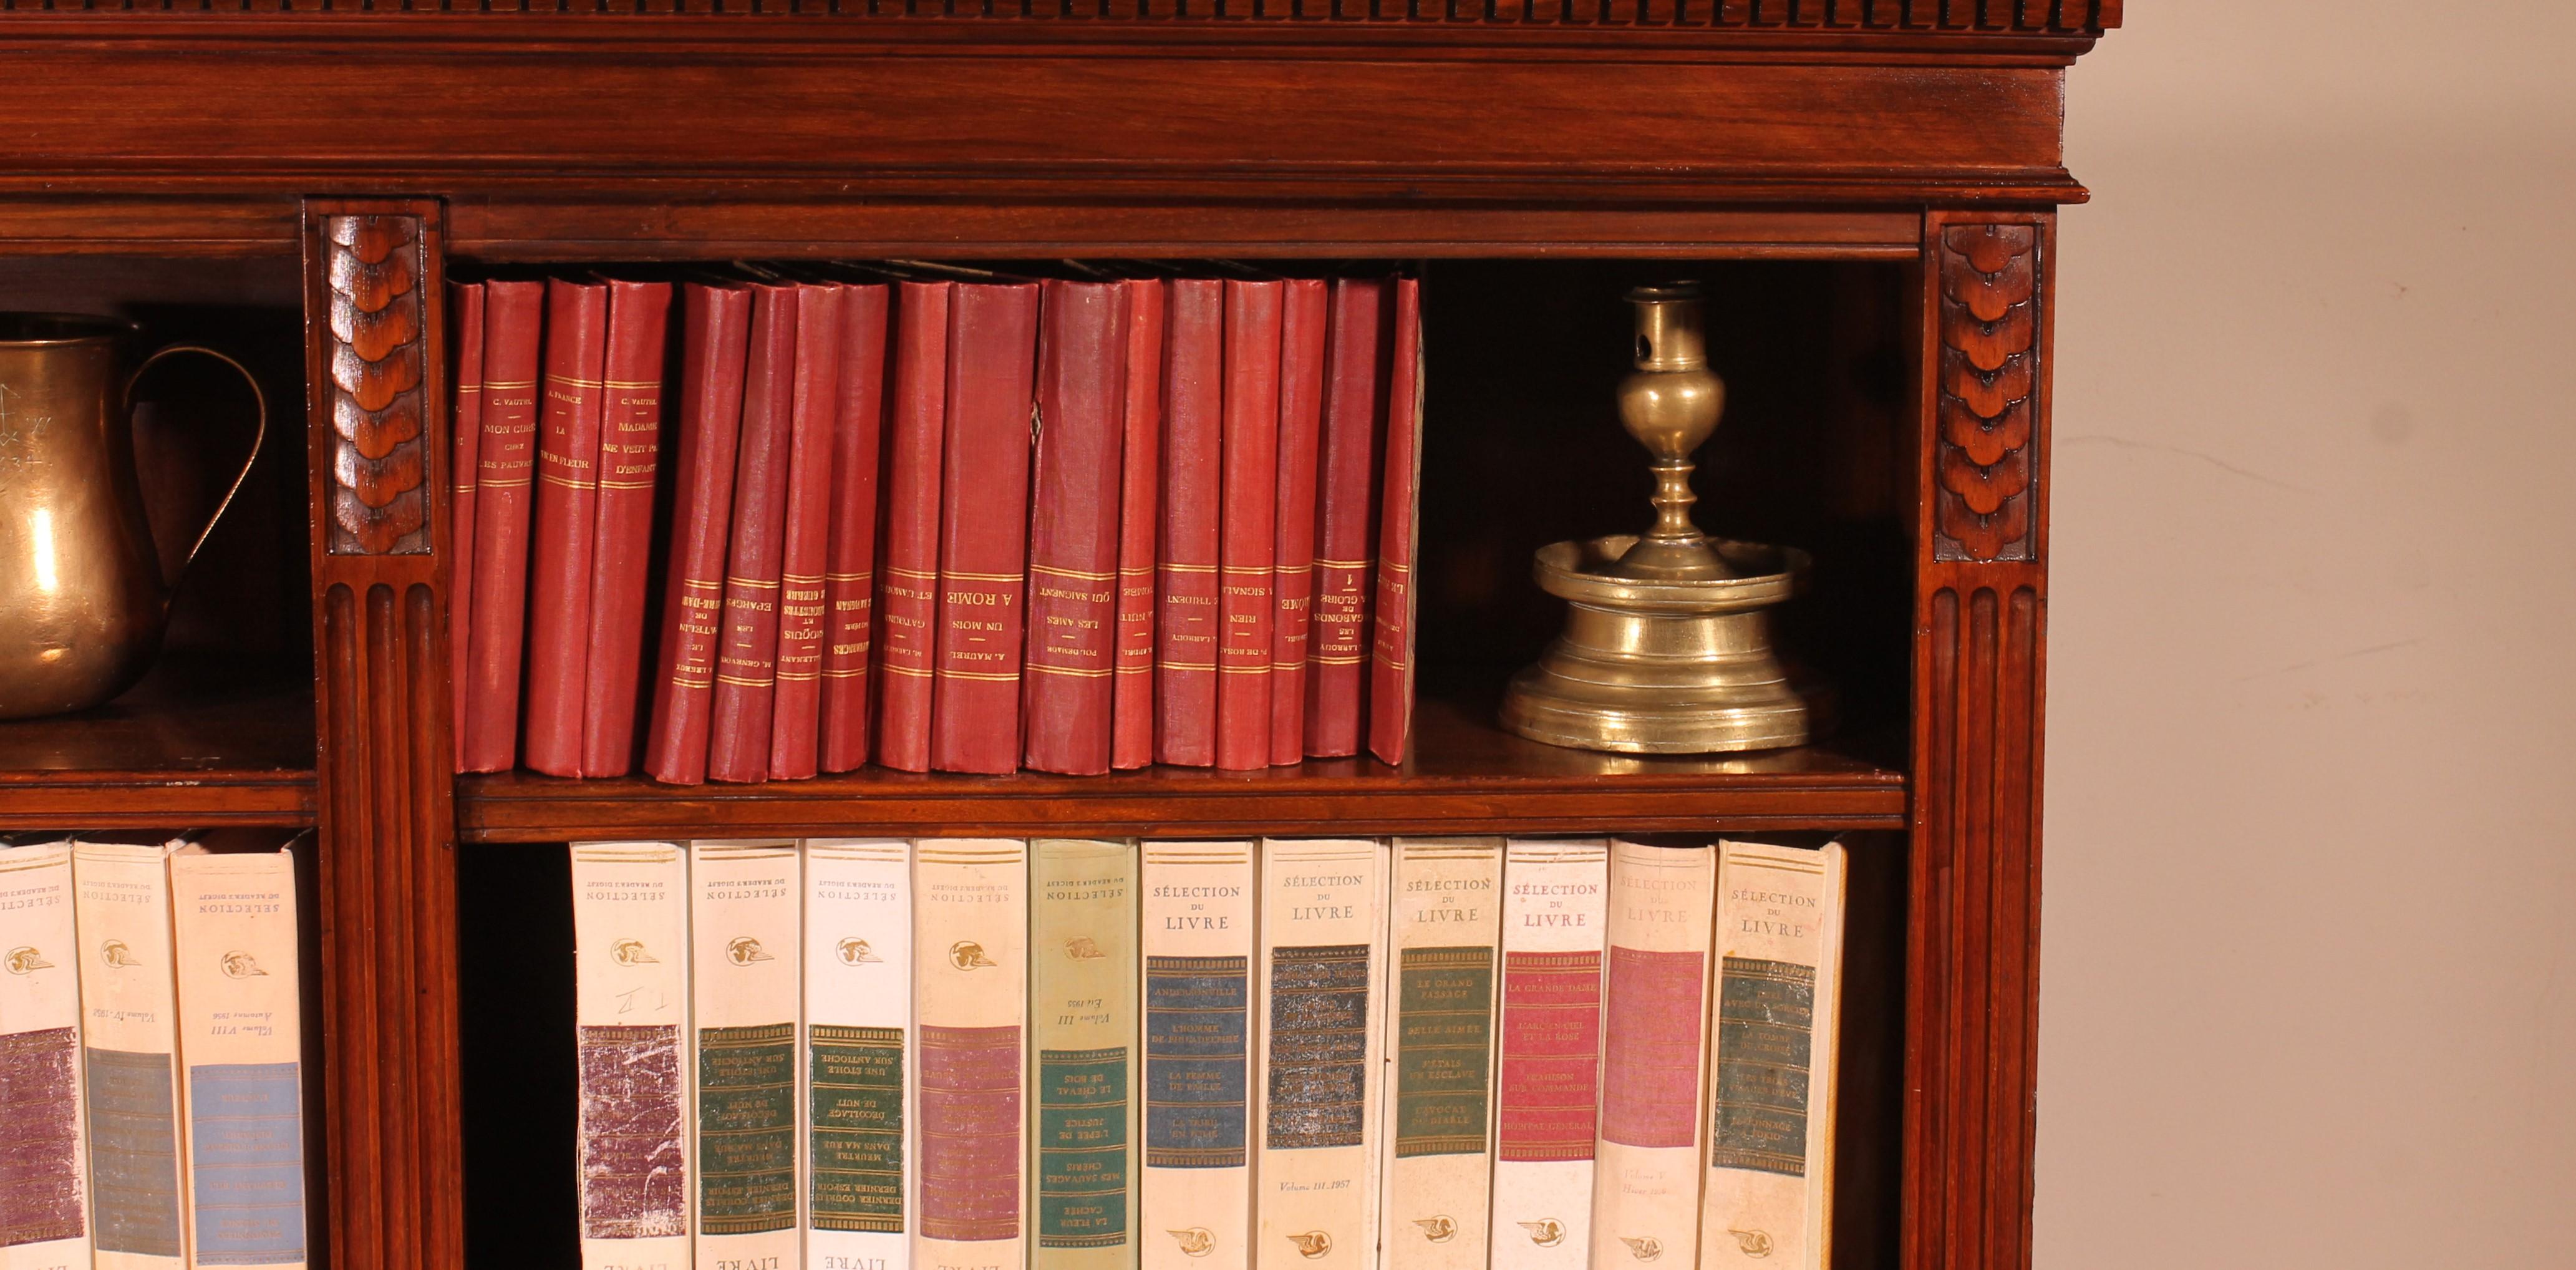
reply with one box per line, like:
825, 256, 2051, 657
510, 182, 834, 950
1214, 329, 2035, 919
769, 283, 851, 780
1488, 839, 1609, 1270
449, 281, 485, 775
461, 278, 547, 772
1214, 281, 1284, 772
820, 285, 894, 774
1137, 840, 1255, 1270
570, 841, 693, 1270
524, 278, 612, 778
170, 848, 308, 1270
929, 282, 1042, 775
1304, 279, 1388, 760
1381, 838, 1503, 1270
74, 838, 188, 1270
1252, 837, 1390, 1270
1155, 278, 1224, 768
1110, 279, 1167, 771
1029, 840, 1141, 1270
643, 283, 754, 786
874, 281, 954, 774
803, 838, 914, 1270
1368, 278, 1424, 766
705, 284, 800, 783
689, 840, 803, 1267
579, 280, 675, 778
0, 841, 92, 1270
912, 838, 1029, 1270
1024, 281, 1131, 776
1700, 840, 1847, 1270
1270, 279, 1329, 768
1588, 841, 1717, 1270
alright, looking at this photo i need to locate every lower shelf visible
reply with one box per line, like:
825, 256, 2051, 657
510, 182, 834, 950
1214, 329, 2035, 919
0, 654, 316, 828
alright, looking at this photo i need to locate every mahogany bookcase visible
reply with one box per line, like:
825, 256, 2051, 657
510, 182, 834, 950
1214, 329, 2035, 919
0, 4, 2113, 1268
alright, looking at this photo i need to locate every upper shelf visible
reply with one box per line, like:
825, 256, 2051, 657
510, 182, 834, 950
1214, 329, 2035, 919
0, 654, 317, 830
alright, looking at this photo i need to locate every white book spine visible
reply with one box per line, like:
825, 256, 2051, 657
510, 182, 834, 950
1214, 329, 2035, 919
803, 839, 914, 1270
571, 840, 695, 1270
74, 836, 189, 1270
1251, 838, 1388, 1270
911, 838, 1029, 1270
1137, 840, 1254, 1270
2, 840, 92, 1270
1486, 839, 1608, 1270
689, 840, 803, 1270
1588, 841, 1718, 1270
170, 846, 306, 1270
1378, 838, 1502, 1270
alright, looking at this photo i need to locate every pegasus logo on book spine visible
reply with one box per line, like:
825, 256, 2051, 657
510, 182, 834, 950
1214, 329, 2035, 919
1166, 1228, 1214, 1258
726, 936, 772, 966
949, 940, 997, 970
4, 946, 52, 975
1619, 1236, 1664, 1262
99, 938, 140, 969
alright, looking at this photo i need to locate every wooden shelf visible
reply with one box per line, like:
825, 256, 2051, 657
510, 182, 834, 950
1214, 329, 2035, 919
0, 654, 316, 829
454, 697, 1902, 842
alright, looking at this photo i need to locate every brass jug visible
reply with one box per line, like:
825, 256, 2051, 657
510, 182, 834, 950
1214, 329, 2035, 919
0, 313, 265, 719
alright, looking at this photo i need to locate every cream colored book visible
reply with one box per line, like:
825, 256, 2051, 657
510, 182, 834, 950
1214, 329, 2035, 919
1137, 840, 1254, 1270
1588, 841, 1717, 1270
1029, 840, 1141, 1270
1486, 839, 1608, 1270
74, 834, 190, 1270
688, 840, 801, 1270
1251, 838, 1388, 1270
911, 838, 1030, 1270
1698, 840, 1847, 1270
2, 837, 92, 1270
806, 839, 914, 1270
1379, 838, 1501, 1270
170, 845, 306, 1270
569, 840, 693, 1270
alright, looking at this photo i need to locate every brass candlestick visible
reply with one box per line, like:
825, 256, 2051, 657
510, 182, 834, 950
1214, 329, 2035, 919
1499, 283, 1821, 754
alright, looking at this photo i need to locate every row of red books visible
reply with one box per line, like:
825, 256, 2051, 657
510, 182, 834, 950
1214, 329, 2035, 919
449, 266, 1422, 782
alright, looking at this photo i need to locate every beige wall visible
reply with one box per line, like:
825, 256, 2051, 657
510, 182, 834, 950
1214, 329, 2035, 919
2041, 2, 2576, 1264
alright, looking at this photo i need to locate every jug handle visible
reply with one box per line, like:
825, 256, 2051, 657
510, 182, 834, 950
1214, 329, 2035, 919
124, 344, 268, 606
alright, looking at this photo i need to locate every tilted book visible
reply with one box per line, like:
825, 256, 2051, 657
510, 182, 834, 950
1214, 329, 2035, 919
688, 840, 802, 1267
768, 281, 850, 781
1024, 282, 1133, 777
1302, 278, 1388, 760
705, 284, 800, 783
1029, 840, 1141, 1270
1488, 839, 1608, 1270
642, 282, 753, 786
448, 281, 485, 775
569, 841, 693, 1270
1252, 838, 1388, 1270
1269, 279, 1329, 767
1137, 840, 1254, 1270
581, 279, 677, 777
911, 839, 1030, 1270
873, 280, 954, 774
805, 839, 914, 1270
1700, 839, 1847, 1270
1588, 841, 1717, 1270
74, 834, 190, 1270
1366, 277, 1423, 766
1, 838, 90, 1270
1380, 838, 1503, 1270
170, 845, 307, 1270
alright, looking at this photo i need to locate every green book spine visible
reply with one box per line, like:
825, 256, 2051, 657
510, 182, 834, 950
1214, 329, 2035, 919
1030, 839, 1141, 1270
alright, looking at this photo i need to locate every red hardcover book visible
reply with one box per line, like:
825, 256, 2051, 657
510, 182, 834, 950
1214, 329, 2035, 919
460, 279, 546, 773
928, 281, 1042, 775
1022, 279, 1131, 777
704, 281, 800, 783
642, 283, 753, 785
1269, 278, 1329, 767
767, 283, 848, 781
576, 279, 674, 777
1109, 278, 1166, 771
874, 280, 952, 773
1304, 278, 1389, 759
1368, 277, 1425, 765
521, 278, 610, 778
818, 283, 892, 774
1213, 279, 1283, 771
447, 281, 485, 774
1155, 278, 1224, 768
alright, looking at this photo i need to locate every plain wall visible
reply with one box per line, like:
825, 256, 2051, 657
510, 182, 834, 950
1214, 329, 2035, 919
2041, 2, 2576, 1264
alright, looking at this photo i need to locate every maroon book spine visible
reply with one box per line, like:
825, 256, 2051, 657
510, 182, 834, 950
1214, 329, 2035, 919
577, 279, 674, 777
874, 280, 952, 773
704, 282, 800, 783
1155, 278, 1224, 768
448, 281, 485, 775
929, 281, 1042, 775
460, 279, 546, 773
522, 278, 611, 777
1110, 278, 1166, 771
1305, 278, 1390, 759
1269, 278, 1329, 768
818, 283, 892, 774
642, 284, 753, 785
1368, 277, 1425, 766
1022, 279, 1130, 777
767, 283, 849, 781
1213, 279, 1283, 771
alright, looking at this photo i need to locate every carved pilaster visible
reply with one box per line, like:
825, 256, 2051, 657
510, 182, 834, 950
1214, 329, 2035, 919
302, 200, 463, 1270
